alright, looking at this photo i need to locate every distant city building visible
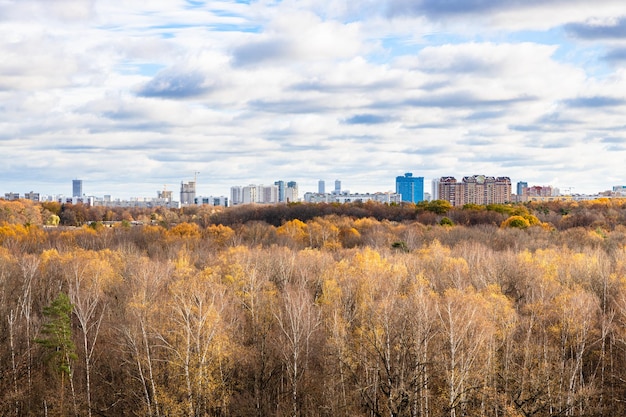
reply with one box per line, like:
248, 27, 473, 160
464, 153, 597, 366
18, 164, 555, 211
516, 181, 528, 196
24, 191, 40, 202
196, 195, 229, 207
515, 185, 556, 202
180, 180, 196, 205
157, 189, 173, 202
318, 180, 325, 194
304, 191, 401, 204
274, 181, 285, 202
334, 180, 341, 195
4, 192, 19, 201
230, 182, 297, 205
395, 173, 424, 203
286, 181, 298, 202
72, 179, 83, 198
230, 186, 243, 205
93, 197, 179, 209
613, 185, 626, 196
526, 186, 554, 197
242, 185, 257, 204
258, 184, 278, 204
431, 179, 440, 200
437, 177, 458, 205
437, 175, 511, 206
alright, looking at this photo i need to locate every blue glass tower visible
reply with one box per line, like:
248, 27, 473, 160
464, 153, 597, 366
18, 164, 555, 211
396, 173, 424, 203
72, 179, 83, 198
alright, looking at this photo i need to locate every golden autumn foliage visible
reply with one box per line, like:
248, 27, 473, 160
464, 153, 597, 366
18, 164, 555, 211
1, 200, 626, 416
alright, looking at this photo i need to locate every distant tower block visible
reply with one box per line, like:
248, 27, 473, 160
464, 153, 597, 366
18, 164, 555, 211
158, 185, 173, 202
72, 179, 83, 197
396, 172, 424, 203
318, 180, 325, 194
180, 180, 196, 205
334, 179, 341, 194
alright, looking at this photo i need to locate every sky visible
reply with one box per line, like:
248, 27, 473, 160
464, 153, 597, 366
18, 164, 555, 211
1, 0, 626, 199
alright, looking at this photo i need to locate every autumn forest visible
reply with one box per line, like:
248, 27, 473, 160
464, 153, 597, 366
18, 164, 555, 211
2, 198, 626, 417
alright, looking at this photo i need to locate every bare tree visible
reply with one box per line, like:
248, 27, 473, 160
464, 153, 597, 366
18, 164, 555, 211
274, 285, 321, 417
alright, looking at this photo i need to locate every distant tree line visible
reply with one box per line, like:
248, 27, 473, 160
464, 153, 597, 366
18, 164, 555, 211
3, 197, 624, 231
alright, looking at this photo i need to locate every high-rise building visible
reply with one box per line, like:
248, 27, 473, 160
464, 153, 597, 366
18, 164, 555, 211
334, 180, 341, 195
230, 186, 243, 205
72, 179, 83, 197
437, 175, 511, 206
242, 185, 258, 204
437, 177, 458, 205
395, 173, 424, 203
318, 180, 325, 194
180, 181, 196, 205
432, 179, 440, 201
274, 180, 286, 202
516, 181, 528, 196
286, 181, 298, 202
257, 184, 278, 204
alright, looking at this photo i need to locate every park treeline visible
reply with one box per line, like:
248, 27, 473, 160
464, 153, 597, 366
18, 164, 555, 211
1, 198, 626, 416
4, 197, 626, 231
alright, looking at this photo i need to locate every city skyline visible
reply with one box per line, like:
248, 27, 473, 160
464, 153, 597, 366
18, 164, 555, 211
1, 1, 625, 197
4, 173, 622, 203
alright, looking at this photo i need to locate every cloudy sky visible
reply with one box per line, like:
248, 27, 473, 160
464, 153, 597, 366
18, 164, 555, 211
2, 0, 626, 199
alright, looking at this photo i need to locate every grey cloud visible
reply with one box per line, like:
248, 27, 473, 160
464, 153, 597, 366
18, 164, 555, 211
564, 96, 625, 108
465, 110, 505, 120
601, 137, 626, 151
418, 55, 498, 75
538, 141, 570, 149
277, 143, 331, 152
464, 138, 493, 146
232, 39, 293, 66
99, 107, 148, 121
404, 145, 448, 155
386, 0, 548, 18
509, 111, 584, 132
404, 120, 460, 129
509, 125, 540, 132
605, 47, 626, 62
138, 69, 210, 98
344, 114, 391, 125
88, 122, 172, 133
151, 152, 216, 162
601, 137, 625, 144
290, 78, 402, 93
565, 18, 626, 40
248, 98, 332, 114
500, 158, 555, 168
606, 145, 626, 151
510, 119, 582, 133
0, 0, 95, 22
43, 145, 100, 153
405, 92, 535, 109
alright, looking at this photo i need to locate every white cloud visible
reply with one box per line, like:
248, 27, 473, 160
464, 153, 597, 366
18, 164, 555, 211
0, 0, 625, 198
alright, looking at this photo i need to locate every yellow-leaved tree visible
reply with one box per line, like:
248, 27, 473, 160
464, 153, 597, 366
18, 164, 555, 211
155, 260, 232, 417
61, 249, 122, 417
